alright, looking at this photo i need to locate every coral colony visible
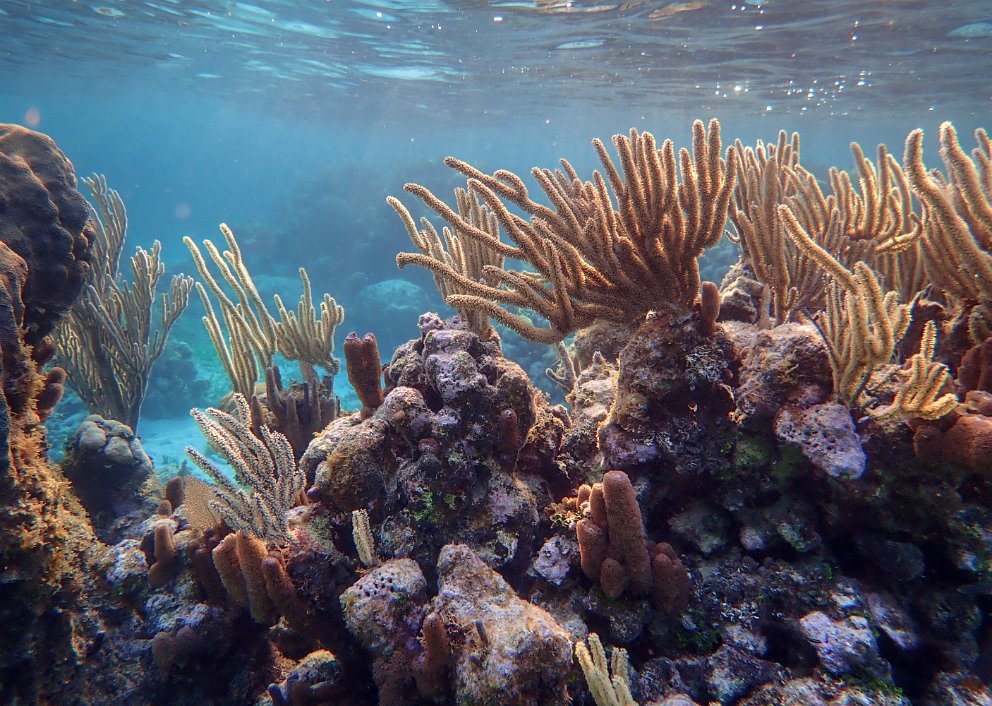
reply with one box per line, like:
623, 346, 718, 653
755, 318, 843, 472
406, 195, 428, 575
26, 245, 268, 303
3, 118, 992, 705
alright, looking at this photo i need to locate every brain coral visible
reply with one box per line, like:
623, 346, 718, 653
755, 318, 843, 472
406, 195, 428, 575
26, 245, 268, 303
0, 124, 92, 342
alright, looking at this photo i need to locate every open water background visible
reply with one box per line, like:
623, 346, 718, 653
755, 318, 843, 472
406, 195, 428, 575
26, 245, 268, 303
0, 0, 989, 440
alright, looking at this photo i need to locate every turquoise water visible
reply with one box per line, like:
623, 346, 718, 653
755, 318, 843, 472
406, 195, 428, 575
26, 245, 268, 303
3, 0, 989, 239
2, 0, 990, 449
4, 4, 992, 704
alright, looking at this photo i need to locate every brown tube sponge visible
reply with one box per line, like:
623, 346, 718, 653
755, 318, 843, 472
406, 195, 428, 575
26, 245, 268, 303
344, 331, 384, 417
575, 471, 691, 613
212, 533, 249, 607
576, 484, 592, 507
35, 366, 66, 421
164, 475, 185, 510
414, 611, 451, 698
148, 520, 178, 588
262, 555, 311, 634
589, 482, 607, 527
602, 470, 652, 595
599, 556, 629, 599
651, 542, 691, 613
191, 543, 228, 603
235, 531, 279, 626
576, 517, 609, 581
699, 280, 721, 336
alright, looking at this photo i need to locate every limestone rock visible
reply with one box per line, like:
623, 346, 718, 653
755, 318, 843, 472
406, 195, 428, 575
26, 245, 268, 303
434, 544, 572, 706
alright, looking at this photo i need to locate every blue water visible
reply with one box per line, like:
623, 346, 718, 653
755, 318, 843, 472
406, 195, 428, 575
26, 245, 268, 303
2, 0, 990, 459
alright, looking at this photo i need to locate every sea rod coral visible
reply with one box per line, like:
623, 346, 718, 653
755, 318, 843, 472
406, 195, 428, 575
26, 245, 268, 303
391, 119, 737, 342
55, 174, 193, 430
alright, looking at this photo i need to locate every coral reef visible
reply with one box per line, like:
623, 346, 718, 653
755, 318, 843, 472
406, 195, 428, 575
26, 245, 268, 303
61, 414, 155, 538
303, 313, 554, 573
7, 121, 992, 706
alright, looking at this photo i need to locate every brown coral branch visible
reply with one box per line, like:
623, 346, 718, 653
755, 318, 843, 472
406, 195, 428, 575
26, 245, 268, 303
392, 120, 738, 343
870, 320, 958, 421
780, 205, 911, 406
904, 124, 992, 340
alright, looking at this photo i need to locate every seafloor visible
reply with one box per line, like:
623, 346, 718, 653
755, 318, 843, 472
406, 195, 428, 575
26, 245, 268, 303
1, 120, 992, 706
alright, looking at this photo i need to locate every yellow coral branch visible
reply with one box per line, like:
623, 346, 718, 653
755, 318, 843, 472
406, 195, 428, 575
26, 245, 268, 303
574, 633, 637, 706
870, 320, 958, 422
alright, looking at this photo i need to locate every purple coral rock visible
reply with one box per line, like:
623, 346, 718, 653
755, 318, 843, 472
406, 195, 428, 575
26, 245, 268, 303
340, 558, 428, 651
268, 650, 342, 706
62, 415, 155, 535
418, 311, 445, 337
531, 535, 578, 586
775, 402, 866, 480
731, 322, 831, 423
799, 611, 889, 679
867, 592, 921, 654
434, 544, 572, 705
380, 385, 434, 443
657, 696, 702, 706
102, 539, 148, 588
423, 329, 487, 403
704, 644, 785, 703
924, 671, 992, 705
669, 502, 730, 555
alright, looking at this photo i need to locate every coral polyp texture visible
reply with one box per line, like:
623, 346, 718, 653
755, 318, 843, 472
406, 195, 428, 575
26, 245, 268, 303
0, 124, 93, 343
6, 120, 992, 706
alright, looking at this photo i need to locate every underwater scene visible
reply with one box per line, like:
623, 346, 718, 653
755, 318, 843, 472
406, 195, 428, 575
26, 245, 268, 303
2, 0, 992, 704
